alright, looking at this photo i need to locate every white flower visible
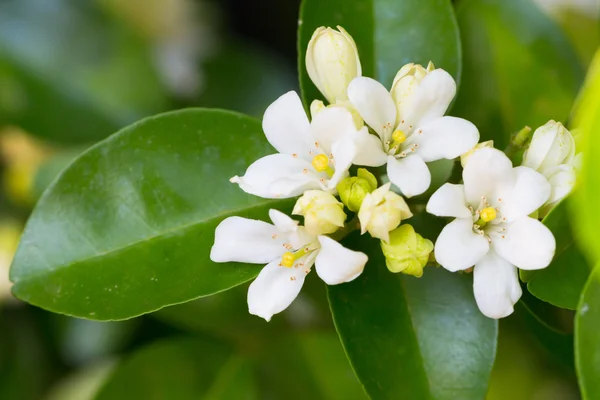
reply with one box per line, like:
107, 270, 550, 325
347, 63, 480, 197
306, 26, 361, 104
358, 183, 412, 243
426, 148, 556, 319
230, 91, 384, 199
522, 120, 578, 216
210, 209, 368, 321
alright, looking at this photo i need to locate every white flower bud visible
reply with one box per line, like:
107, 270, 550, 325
522, 120, 575, 174
461, 141, 494, 168
539, 164, 577, 217
305, 26, 361, 104
292, 190, 346, 236
358, 183, 412, 243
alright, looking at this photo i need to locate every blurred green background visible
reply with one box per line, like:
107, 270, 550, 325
0, 0, 595, 398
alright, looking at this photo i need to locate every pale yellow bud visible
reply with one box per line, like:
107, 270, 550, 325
380, 224, 433, 277
358, 183, 412, 243
310, 99, 363, 130
305, 26, 361, 104
337, 168, 378, 212
461, 141, 494, 168
522, 120, 575, 174
390, 62, 437, 128
293, 190, 346, 236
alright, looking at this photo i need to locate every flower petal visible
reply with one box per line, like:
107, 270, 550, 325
387, 155, 431, 198
500, 167, 551, 222
426, 183, 472, 218
269, 209, 298, 233
435, 218, 490, 272
347, 77, 396, 139
231, 154, 322, 198
473, 251, 522, 319
463, 148, 514, 207
247, 260, 306, 321
412, 116, 479, 162
397, 69, 456, 132
543, 164, 576, 212
311, 106, 357, 153
262, 91, 313, 157
315, 236, 368, 285
492, 217, 556, 270
328, 136, 356, 189
350, 127, 388, 167
210, 217, 284, 263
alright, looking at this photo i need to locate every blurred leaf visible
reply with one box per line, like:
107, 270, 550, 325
575, 263, 600, 399
0, 0, 168, 144
94, 337, 236, 400
46, 359, 116, 400
203, 357, 257, 400
297, 0, 461, 105
520, 200, 591, 310
328, 233, 497, 400
454, 0, 584, 148
31, 146, 87, 202
10, 109, 290, 320
198, 42, 296, 118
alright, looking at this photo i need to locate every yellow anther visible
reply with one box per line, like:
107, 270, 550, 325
312, 154, 330, 172
281, 252, 295, 268
392, 130, 407, 144
480, 207, 497, 222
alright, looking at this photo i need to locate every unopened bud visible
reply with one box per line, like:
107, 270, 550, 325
337, 168, 377, 212
293, 190, 346, 236
522, 120, 575, 174
461, 140, 494, 168
358, 183, 412, 243
380, 224, 433, 277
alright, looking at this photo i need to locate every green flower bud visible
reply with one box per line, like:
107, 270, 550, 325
337, 168, 377, 212
380, 224, 433, 277
292, 190, 346, 236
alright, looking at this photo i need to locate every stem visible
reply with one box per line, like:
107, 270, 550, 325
504, 125, 532, 160
330, 216, 360, 242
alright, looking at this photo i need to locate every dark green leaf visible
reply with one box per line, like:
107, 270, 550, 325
328, 233, 497, 400
520, 201, 591, 310
453, 0, 584, 148
298, 0, 461, 105
204, 357, 258, 400
10, 109, 289, 320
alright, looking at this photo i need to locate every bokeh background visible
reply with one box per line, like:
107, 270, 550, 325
0, 0, 596, 398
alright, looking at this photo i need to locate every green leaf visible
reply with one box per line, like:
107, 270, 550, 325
10, 109, 289, 320
297, 0, 461, 105
94, 338, 238, 400
328, 233, 497, 400
0, 0, 168, 144
520, 200, 591, 310
576, 264, 600, 399
203, 357, 258, 400
453, 0, 584, 148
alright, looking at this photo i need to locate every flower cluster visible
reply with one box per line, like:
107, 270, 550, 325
211, 26, 577, 321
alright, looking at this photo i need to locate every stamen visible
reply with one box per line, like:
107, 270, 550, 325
280, 247, 311, 268
312, 154, 334, 177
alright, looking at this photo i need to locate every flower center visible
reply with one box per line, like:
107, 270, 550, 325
477, 207, 497, 226
469, 197, 507, 243
312, 154, 334, 177
280, 246, 311, 268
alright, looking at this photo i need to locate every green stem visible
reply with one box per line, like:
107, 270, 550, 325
504, 125, 532, 160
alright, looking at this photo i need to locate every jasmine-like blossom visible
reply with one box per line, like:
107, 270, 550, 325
426, 148, 556, 319
347, 63, 480, 197
210, 209, 368, 321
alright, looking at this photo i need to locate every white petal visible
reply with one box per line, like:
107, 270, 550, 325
269, 209, 316, 250
500, 167, 551, 221
545, 164, 576, 206
269, 209, 298, 233
387, 155, 431, 198
311, 106, 356, 153
210, 217, 284, 263
231, 154, 322, 198
315, 236, 368, 285
347, 77, 396, 139
350, 127, 388, 167
435, 218, 490, 272
473, 251, 522, 319
247, 260, 306, 321
426, 183, 472, 218
412, 116, 480, 162
397, 69, 456, 131
328, 136, 356, 189
463, 148, 514, 207
492, 217, 556, 270
262, 91, 313, 157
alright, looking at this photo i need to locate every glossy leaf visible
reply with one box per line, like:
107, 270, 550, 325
576, 264, 600, 399
328, 233, 497, 400
454, 0, 584, 148
297, 0, 461, 105
520, 201, 591, 310
10, 109, 290, 320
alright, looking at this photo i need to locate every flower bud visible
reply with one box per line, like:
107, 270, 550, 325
310, 99, 363, 130
292, 190, 346, 236
539, 164, 577, 217
337, 168, 377, 212
358, 183, 412, 243
380, 224, 433, 277
522, 120, 575, 174
460, 140, 494, 168
305, 26, 361, 104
